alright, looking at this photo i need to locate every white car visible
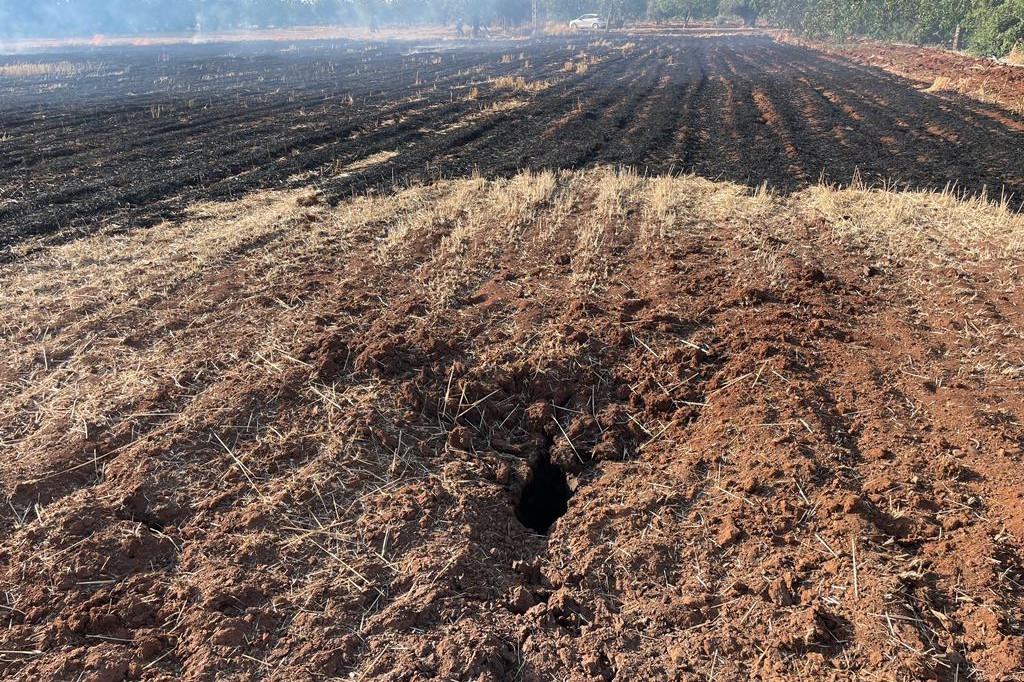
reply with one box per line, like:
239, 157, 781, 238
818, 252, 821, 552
569, 14, 607, 30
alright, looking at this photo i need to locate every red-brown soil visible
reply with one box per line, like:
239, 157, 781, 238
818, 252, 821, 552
3, 34, 1024, 256
2, 168, 1023, 681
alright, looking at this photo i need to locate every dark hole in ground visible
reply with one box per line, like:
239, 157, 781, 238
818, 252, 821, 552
516, 452, 572, 535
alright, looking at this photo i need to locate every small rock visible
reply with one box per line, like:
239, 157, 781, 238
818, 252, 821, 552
941, 515, 963, 532
495, 460, 512, 484
507, 586, 536, 614
525, 401, 553, 429
211, 617, 252, 646
769, 574, 797, 607
447, 425, 474, 451
715, 516, 743, 547
841, 493, 863, 514
135, 634, 163, 659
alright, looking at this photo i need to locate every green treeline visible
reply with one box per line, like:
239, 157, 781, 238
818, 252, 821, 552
650, 0, 1023, 55
617, 0, 1022, 55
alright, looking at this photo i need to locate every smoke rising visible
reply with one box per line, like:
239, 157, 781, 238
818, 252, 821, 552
0, 0, 452, 40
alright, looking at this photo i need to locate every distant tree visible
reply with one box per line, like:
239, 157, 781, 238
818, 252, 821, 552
915, 0, 968, 47
599, 0, 648, 25
717, 0, 760, 25
543, 0, 592, 21
650, 0, 717, 24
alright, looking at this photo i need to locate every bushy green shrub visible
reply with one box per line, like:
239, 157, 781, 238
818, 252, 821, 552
966, 0, 1024, 55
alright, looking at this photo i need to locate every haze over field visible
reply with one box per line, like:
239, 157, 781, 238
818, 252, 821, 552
0, 0, 1021, 56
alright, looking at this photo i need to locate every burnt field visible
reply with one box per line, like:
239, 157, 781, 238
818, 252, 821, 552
2, 33, 1024, 253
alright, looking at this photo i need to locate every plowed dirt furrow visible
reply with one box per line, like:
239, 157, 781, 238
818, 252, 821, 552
586, 60, 668, 167
632, 46, 703, 169
671, 45, 711, 172
798, 53, 1021, 146
732, 51, 840, 183
711, 49, 804, 187
755, 48, 1024, 190
739, 48, 923, 184
673, 45, 741, 178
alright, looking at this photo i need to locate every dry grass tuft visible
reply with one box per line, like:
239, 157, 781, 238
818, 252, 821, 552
0, 61, 101, 78
1008, 43, 1024, 66
480, 97, 528, 115
329, 149, 399, 177
924, 76, 953, 93
488, 75, 550, 91
920, 73, 1024, 116
800, 182, 1024, 262
5, 167, 1019, 457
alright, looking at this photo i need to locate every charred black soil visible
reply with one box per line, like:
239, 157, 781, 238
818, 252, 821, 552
3, 34, 1024, 254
